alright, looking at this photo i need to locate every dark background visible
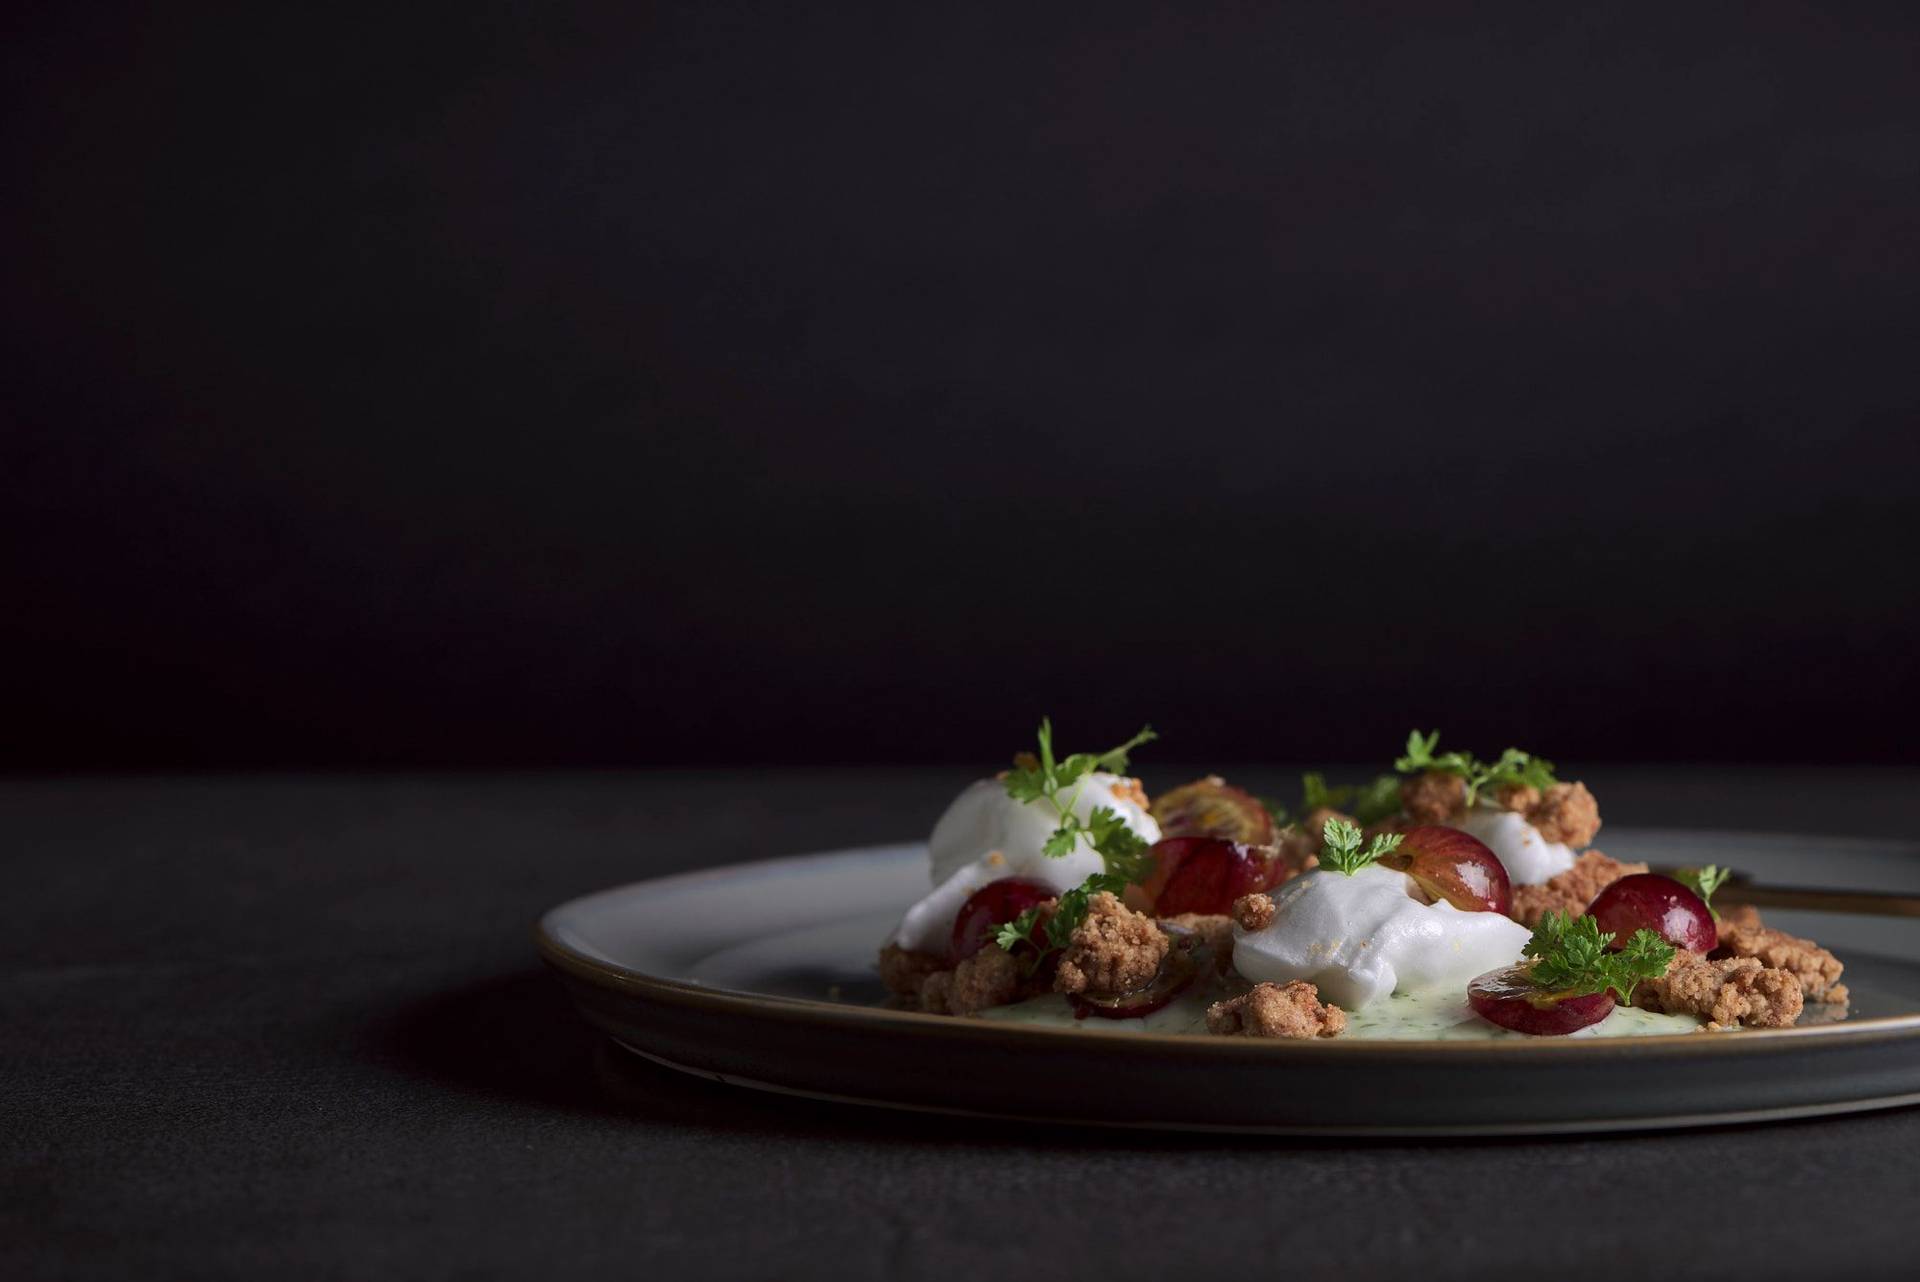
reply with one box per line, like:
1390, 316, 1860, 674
6, 2, 1918, 772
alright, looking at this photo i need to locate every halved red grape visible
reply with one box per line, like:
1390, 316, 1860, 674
1467, 965, 1615, 1035
1150, 778, 1275, 845
1586, 873, 1716, 954
1149, 837, 1284, 916
949, 877, 1053, 962
1379, 825, 1511, 914
1067, 947, 1198, 1019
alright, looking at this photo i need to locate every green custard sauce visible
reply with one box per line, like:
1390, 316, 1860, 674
980, 983, 1703, 1041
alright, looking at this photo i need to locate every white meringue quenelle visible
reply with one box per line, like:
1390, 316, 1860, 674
1232, 864, 1530, 1010
887, 774, 1161, 954
1450, 806, 1575, 885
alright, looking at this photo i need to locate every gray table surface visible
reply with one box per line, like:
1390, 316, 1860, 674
7, 767, 1920, 1280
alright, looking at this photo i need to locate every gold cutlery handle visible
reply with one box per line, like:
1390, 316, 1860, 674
1650, 866, 1920, 918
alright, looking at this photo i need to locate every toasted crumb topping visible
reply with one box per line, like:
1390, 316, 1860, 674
1523, 781, 1602, 847
917, 945, 1033, 1016
1401, 770, 1468, 824
1717, 910, 1845, 1003
1489, 782, 1541, 813
1635, 950, 1803, 1029
1401, 772, 1600, 849
1231, 892, 1276, 932
1110, 777, 1150, 809
1206, 981, 1346, 1039
1508, 849, 1648, 928
877, 942, 947, 999
1053, 892, 1168, 996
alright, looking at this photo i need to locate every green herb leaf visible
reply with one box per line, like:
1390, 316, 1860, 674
1300, 771, 1347, 813
1050, 756, 1097, 790
1523, 911, 1675, 1003
995, 872, 1129, 973
1085, 806, 1153, 884
1002, 756, 1049, 804
1349, 774, 1404, 826
1396, 729, 1438, 771
1395, 729, 1454, 774
1481, 747, 1558, 797
1317, 816, 1405, 877
1093, 725, 1158, 775
1290, 772, 1401, 826
1391, 731, 1559, 806
993, 915, 1038, 952
998, 718, 1158, 884
1614, 925, 1675, 983
1524, 911, 1609, 990
1674, 865, 1731, 919
1044, 873, 1128, 950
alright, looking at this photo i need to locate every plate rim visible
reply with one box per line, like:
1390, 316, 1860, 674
613, 1039, 1920, 1136
535, 839, 1920, 1057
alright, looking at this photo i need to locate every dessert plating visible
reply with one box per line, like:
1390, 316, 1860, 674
877, 723, 1847, 1040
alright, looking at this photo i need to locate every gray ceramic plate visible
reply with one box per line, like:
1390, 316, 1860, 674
537, 829, 1920, 1134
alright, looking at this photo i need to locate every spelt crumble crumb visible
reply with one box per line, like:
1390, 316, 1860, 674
1508, 850, 1648, 927
1206, 981, 1345, 1039
1635, 950, 1803, 1029
1053, 892, 1168, 996
1231, 893, 1276, 932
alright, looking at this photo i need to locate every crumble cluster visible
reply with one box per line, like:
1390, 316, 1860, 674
1230, 892, 1275, 932
1399, 772, 1602, 849
878, 938, 1047, 1016
881, 893, 1189, 1016
920, 945, 1031, 1016
1206, 981, 1345, 1039
1635, 951, 1804, 1029
877, 942, 946, 998
1054, 893, 1168, 996
1507, 781, 1601, 846
1400, 770, 1467, 824
1716, 905, 1847, 1005
1508, 850, 1649, 927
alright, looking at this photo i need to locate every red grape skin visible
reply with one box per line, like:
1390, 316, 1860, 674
1467, 965, 1615, 1035
1150, 838, 1282, 916
1586, 873, 1716, 953
948, 877, 1054, 962
1384, 825, 1512, 915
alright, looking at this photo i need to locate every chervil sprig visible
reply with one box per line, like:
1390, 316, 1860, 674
1318, 816, 1405, 877
1523, 911, 1675, 1004
1674, 865, 1732, 919
1394, 730, 1558, 807
1001, 719, 1157, 883
994, 872, 1128, 974
1295, 772, 1402, 826
1395, 729, 1475, 777
1300, 771, 1341, 813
